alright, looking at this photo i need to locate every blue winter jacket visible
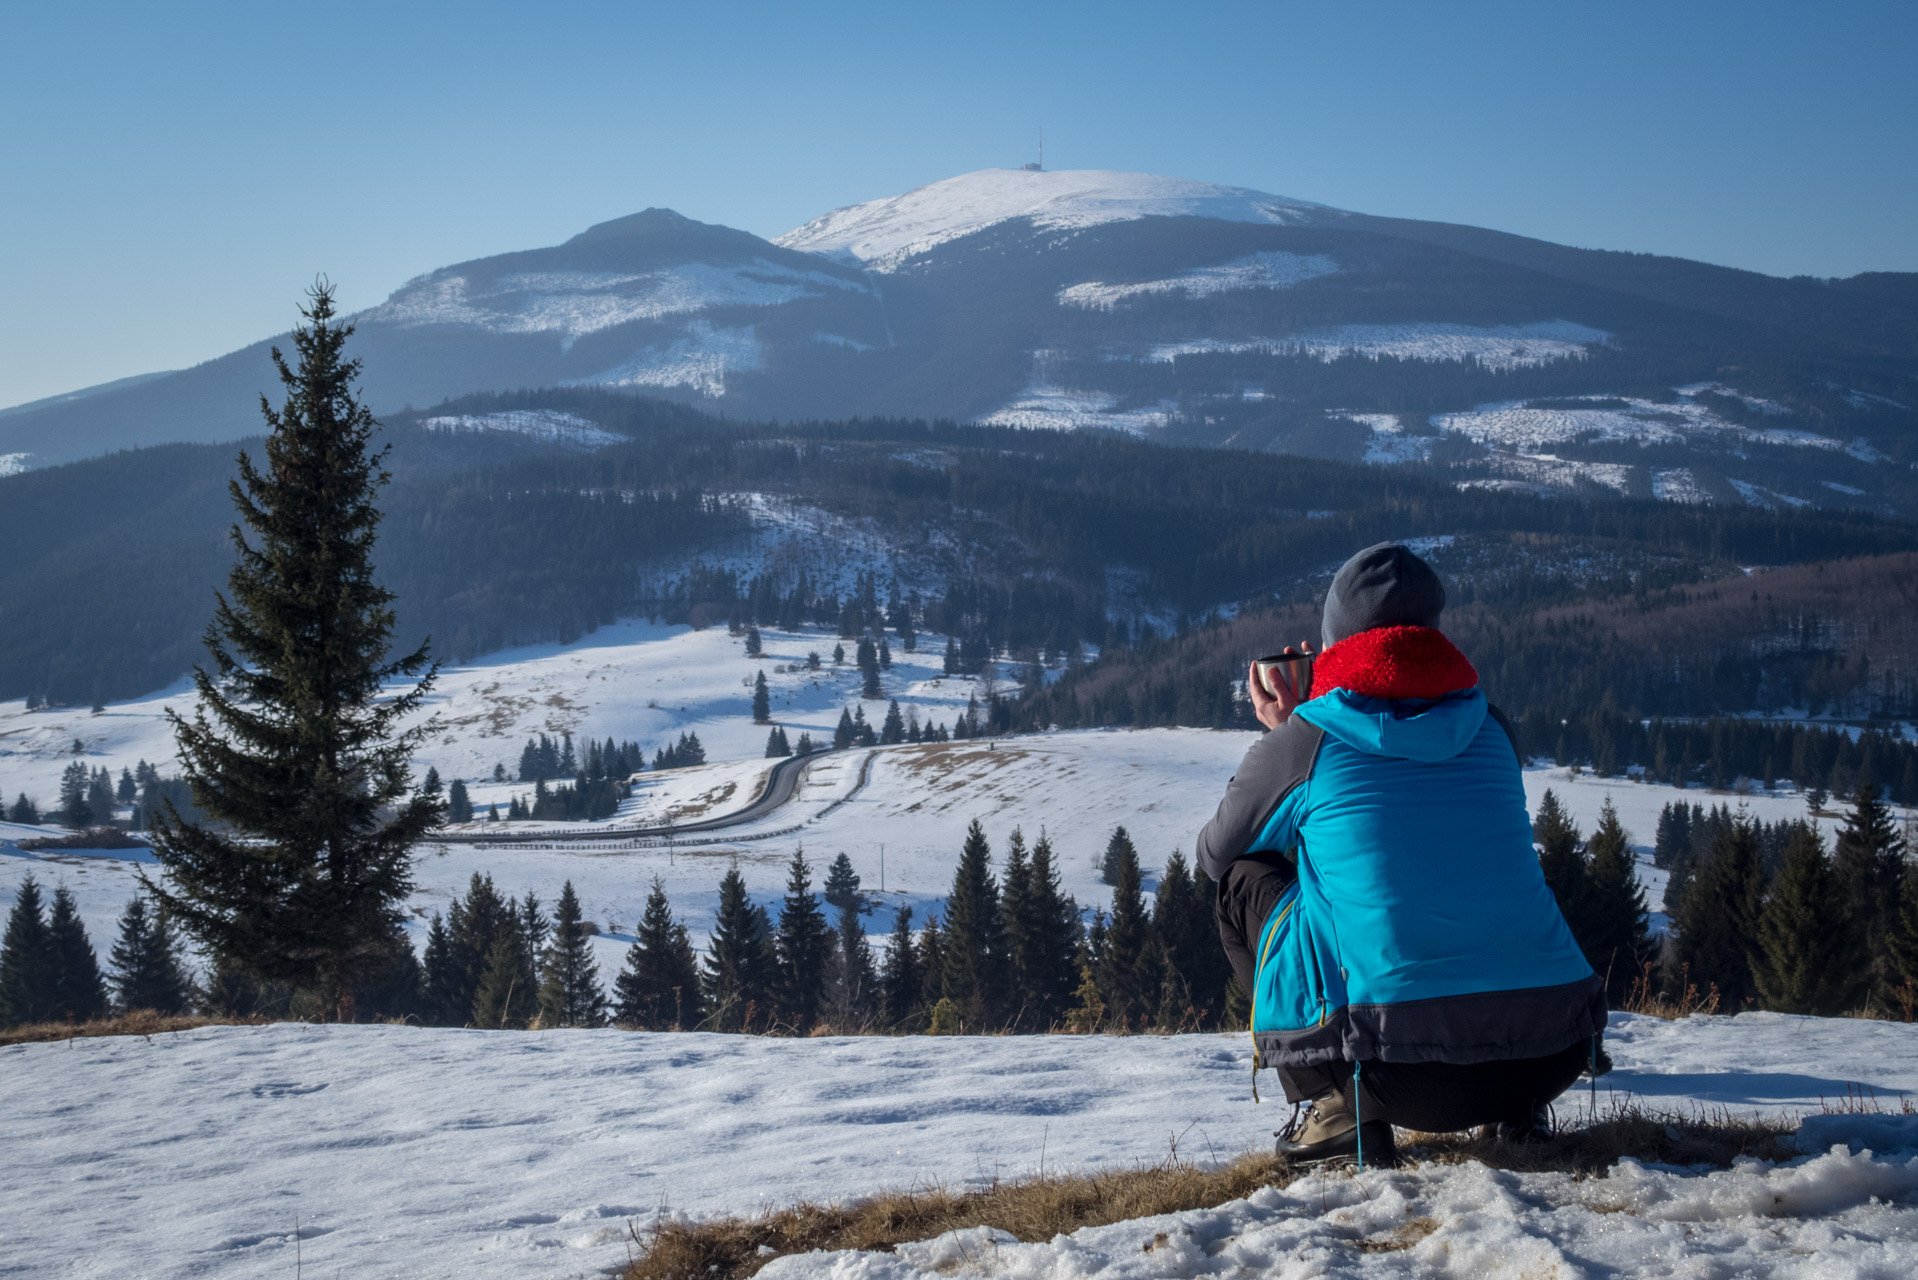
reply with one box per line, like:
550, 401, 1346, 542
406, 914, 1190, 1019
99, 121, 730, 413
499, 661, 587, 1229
1197, 684, 1603, 1074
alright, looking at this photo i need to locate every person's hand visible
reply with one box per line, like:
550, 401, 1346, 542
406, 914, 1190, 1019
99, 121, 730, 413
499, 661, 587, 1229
1248, 643, 1315, 731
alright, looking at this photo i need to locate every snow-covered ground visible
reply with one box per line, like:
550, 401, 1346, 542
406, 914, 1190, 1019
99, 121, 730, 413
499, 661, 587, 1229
1142, 321, 1607, 371
6, 1013, 1918, 1280
1057, 251, 1338, 310
420, 409, 627, 448
775, 169, 1327, 270
1432, 391, 1851, 455
365, 259, 869, 339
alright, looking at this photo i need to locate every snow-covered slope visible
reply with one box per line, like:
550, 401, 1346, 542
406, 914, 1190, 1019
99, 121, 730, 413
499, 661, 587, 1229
775, 168, 1331, 270
6, 1015, 1918, 1280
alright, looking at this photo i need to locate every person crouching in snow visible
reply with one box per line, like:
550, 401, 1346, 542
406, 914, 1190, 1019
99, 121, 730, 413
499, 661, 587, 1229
1198, 542, 1603, 1167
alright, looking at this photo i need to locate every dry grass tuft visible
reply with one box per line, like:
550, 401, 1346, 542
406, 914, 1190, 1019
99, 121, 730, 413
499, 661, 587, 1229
627, 1152, 1286, 1280
623, 1103, 1803, 1280
0, 1009, 264, 1047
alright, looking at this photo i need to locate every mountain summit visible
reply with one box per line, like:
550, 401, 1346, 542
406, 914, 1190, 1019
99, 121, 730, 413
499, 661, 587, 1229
4, 167, 1912, 514
775, 167, 1329, 269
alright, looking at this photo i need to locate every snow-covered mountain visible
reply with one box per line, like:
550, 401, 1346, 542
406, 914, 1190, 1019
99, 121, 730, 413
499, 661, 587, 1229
5, 168, 1914, 514
775, 167, 1331, 269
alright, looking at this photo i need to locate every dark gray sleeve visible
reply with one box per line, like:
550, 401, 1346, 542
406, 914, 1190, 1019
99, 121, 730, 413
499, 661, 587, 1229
1486, 703, 1521, 762
1195, 719, 1325, 884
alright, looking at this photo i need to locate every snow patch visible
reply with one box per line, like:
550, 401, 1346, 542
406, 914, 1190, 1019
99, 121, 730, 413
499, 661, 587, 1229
1730, 478, 1813, 509
1653, 468, 1711, 504
1057, 251, 1338, 309
979, 385, 1174, 434
1434, 392, 1853, 454
575, 321, 763, 397
419, 410, 624, 449
364, 260, 867, 341
1822, 479, 1867, 496
775, 168, 1329, 270
1145, 320, 1609, 371
0, 451, 32, 476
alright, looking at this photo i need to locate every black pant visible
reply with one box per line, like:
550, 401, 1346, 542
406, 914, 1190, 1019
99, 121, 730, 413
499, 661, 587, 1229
1215, 855, 1589, 1130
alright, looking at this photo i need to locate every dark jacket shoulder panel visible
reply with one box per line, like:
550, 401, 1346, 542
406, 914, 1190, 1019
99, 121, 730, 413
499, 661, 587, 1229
1196, 719, 1325, 884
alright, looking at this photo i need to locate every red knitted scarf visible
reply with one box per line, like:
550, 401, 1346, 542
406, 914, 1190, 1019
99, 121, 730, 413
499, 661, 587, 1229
1309, 625, 1478, 701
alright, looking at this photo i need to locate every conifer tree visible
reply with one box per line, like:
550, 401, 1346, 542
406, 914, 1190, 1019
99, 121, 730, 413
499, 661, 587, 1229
774, 848, 831, 1031
833, 707, 856, 750
829, 896, 877, 1027
614, 877, 703, 1029
823, 852, 862, 912
745, 623, 762, 657
703, 867, 775, 1031
537, 881, 606, 1028
880, 700, 905, 745
765, 726, 791, 758
45, 885, 108, 1023
520, 890, 549, 960
1152, 851, 1213, 1028
473, 921, 537, 1029
0, 876, 54, 1027
1890, 866, 1918, 1015
1670, 814, 1766, 1008
1096, 835, 1158, 1027
942, 819, 1004, 1026
447, 779, 473, 824
1066, 914, 1108, 1032
436, 872, 513, 1025
1754, 825, 1852, 1014
1021, 832, 1082, 1029
880, 905, 920, 1028
1832, 780, 1906, 1007
108, 895, 193, 1015
752, 670, 771, 724
8, 794, 39, 825
915, 911, 946, 1011
1533, 790, 1588, 937
998, 828, 1035, 1027
143, 284, 441, 1022
421, 912, 462, 1024
1580, 800, 1651, 1000
857, 637, 881, 700
1099, 826, 1136, 887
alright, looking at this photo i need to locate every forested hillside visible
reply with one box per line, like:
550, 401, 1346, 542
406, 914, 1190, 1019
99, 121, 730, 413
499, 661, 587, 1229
4, 388, 1916, 731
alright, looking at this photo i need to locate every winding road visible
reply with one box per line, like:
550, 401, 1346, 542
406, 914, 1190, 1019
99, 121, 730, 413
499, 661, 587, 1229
442, 748, 861, 846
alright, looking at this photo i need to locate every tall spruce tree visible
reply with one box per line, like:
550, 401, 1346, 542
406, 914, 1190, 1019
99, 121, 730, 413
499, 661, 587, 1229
437, 872, 514, 1026
45, 885, 108, 1024
998, 828, 1035, 1026
420, 912, 461, 1024
1581, 800, 1651, 1001
614, 877, 703, 1030
1670, 814, 1767, 1009
143, 284, 441, 1022
0, 876, 55, 1027
774, 848, 831, 1031
752, 670, 771, 724
1152, 851, 1214, 1028
915, 912, 947, 1012
1832, 780, 1907, 1008
1754, 825, 1853, 1015
1095, 835, 1159, 1027
1533, 790, 1588, 938
472, 917, 538, 1030
537, 881, 607, 1028
1099, 827, 1136, 887
1890, 864, 1918, 1015
108, 895, 194, 1015
880, 905, 921, 1028
941, 820, 1004, 1027
703, 867, 776, 1031
829, 896, 878, 1027
823, 852, 862, 912
1022, 832, 1083, 1029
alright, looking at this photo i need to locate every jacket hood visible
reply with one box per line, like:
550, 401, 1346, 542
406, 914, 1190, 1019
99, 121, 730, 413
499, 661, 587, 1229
1321, 543, 1446, 649
1296, 687, 1489, 762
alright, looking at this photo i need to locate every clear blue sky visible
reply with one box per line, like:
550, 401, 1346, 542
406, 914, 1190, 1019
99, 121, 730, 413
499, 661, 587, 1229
2, 0, 1913, 409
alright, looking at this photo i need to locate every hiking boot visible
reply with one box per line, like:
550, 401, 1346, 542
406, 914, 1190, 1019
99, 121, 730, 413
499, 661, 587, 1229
1275, 1089, 1398, 1167
1494, 1103, 1555, 1145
